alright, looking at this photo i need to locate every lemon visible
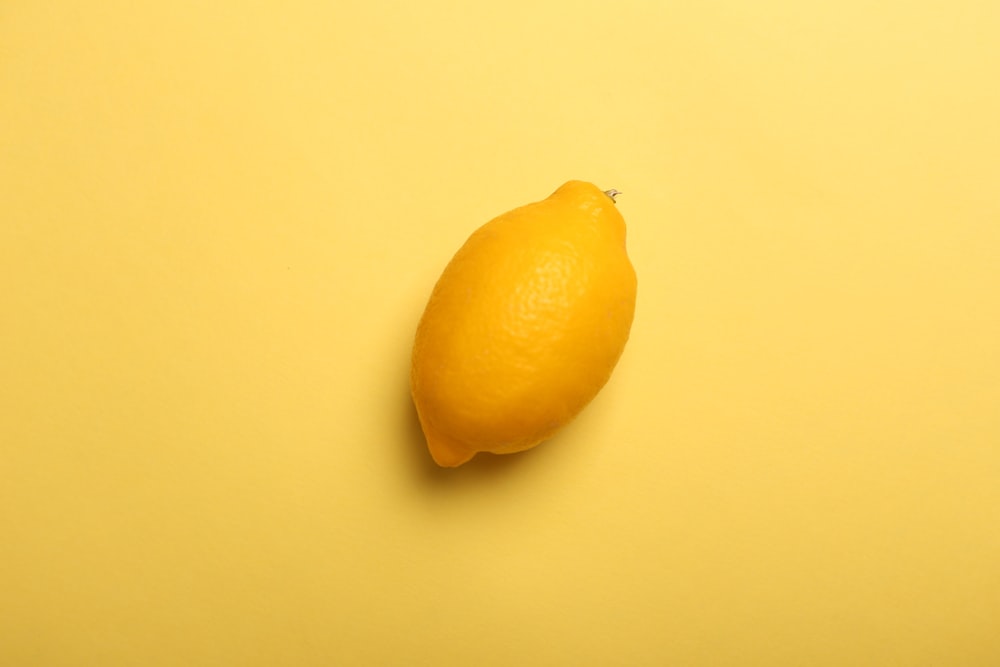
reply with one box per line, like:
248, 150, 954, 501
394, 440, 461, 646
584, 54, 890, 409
411, 181, 637, 467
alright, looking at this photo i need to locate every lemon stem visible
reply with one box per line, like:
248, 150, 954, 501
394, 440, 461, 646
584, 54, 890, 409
603, 189, 621, 203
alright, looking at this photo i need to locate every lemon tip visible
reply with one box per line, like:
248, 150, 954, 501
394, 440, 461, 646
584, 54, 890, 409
414, 410, 476, 467
426, 434, 475, 467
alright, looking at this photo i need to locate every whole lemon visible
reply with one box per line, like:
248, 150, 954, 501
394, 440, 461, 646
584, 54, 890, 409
411, 181, 637, 467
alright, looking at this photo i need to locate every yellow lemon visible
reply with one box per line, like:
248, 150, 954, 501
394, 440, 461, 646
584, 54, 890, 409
411, 180, 637, 467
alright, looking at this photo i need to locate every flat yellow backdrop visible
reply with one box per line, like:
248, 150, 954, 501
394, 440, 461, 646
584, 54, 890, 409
2, 1, 998, 665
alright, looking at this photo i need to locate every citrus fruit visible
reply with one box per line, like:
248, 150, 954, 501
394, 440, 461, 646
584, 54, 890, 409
411, 180, 637, 467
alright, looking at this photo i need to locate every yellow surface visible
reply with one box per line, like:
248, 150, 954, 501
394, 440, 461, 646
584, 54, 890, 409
1, 1, 998, 664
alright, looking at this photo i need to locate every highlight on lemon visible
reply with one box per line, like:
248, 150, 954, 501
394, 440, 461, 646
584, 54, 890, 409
411, 181, 637, 467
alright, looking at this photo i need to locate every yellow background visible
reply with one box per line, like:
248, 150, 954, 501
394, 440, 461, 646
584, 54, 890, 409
2, 1, 998, 664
